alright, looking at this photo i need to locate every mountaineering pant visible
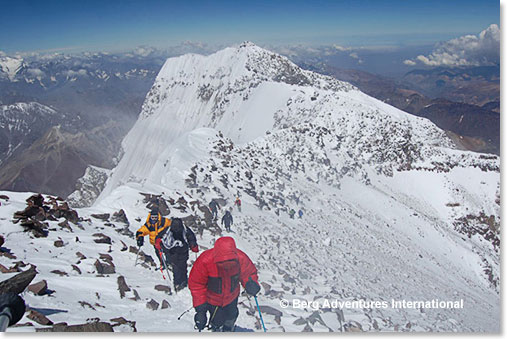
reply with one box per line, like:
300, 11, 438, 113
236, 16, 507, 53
207, 297, 239, 332
168, 251, 189, 288
223, 221, 232, 231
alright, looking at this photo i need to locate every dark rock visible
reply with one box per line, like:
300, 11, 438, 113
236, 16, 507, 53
302, 324, 313, 332
50, 270, 69, 276
54, 240, 65, 248
293, 317, 307, 326
0, 266, 37, 294
0, 235, 4, 247
28, 280, 48, 295
258, 305, 283, 317
78, 301, 96, 310
261, 282, 271, 294
27, 310, 53, 325
0, 263, 19, 273
110, 317, 137, 332
99, 253, 113, 263
154, 284, 172, 295
92, 233, 112, 244
58, 220, 73, 232
26, 194, 44, 207
117, 276, 131, 298
19, 218, 48, 237
120, 241, 128, 251
76, 252, 86, 260
71, 265, 82, 274
130, 289, 141, 301
12, 322, 34, 327
36, 322, 114, 332
308, 311, 326, 326
112, 209, 129, 225
146, 299, 159, 310
94, 260, 115, 274
0, 195, 9, 201
91, 213, 110, 221
161, 300, 170, 309
129, 246, 138, 254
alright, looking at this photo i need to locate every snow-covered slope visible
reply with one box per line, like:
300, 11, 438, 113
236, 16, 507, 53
0, 55, 25, 81
2, 43, 500, 332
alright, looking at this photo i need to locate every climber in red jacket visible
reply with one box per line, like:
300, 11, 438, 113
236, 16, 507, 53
189, 236, 260, 332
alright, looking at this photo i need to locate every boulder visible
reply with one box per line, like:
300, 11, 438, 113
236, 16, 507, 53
94, 260, 115, 274
50, 270, 69, 277
91, 213, 110, 221
71, 265, 82, 274
28, 280, 48, 295
161, 300, 170, 309
37, 322, 114, 332
93, 233, 112, 244
258, 305, 283, 317
146, 299, 159, 310
112, 209, 129, 225
117, 276, 131, 298
27, 310, 53, 325
302, 324, 313, 332
154, 285, 172, 295
54, 240, 65, 248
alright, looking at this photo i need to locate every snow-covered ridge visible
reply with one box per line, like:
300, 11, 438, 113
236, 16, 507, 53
66, 43, 500, 332
100, 43, 463, 199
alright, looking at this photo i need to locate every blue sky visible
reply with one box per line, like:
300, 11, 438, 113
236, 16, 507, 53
0, 0, 499, 53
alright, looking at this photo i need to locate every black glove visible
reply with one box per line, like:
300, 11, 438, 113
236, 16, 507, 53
194, 303, 208, 331
0, 293, 26, 326
136, 236, 144, 247
245, 277, 260, 296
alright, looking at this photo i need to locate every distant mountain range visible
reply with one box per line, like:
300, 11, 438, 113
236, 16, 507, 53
0, 48, 500, 198
303, 64, 499, 155
0, 52, 163, 196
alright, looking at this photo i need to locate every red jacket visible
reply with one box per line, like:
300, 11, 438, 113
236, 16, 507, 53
189, 237, 258, 307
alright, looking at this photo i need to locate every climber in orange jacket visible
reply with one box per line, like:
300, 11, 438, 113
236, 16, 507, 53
136, 207, 171, 266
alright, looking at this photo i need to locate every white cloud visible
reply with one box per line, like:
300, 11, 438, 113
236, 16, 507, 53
405, 24, 500, 67
133, 46, 157, 57
333, 44, 352, 52
65, 69, 88, 77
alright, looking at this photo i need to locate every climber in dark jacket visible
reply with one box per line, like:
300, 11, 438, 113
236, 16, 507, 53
221, 210, 233, 232
155, 218, 198, 292
209, 200, 219, 220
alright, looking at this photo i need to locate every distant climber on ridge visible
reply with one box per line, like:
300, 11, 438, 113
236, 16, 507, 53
298, 209, 303, 219
209, 200, 219, 220
155, 218, 199, 292
234, 197, 242, 212
189, 237, 260, 332
289, 209, 296, 219
135, 207, 171, 267
221, 210, 233, 232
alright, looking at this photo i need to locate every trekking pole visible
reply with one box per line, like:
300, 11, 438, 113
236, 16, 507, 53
156, 250, 168, 281
177, 307, 193, 320
204, 306, 218, 331
254, 296, 267, 332
134, 247, 140, 267
158, 249, 173, 288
